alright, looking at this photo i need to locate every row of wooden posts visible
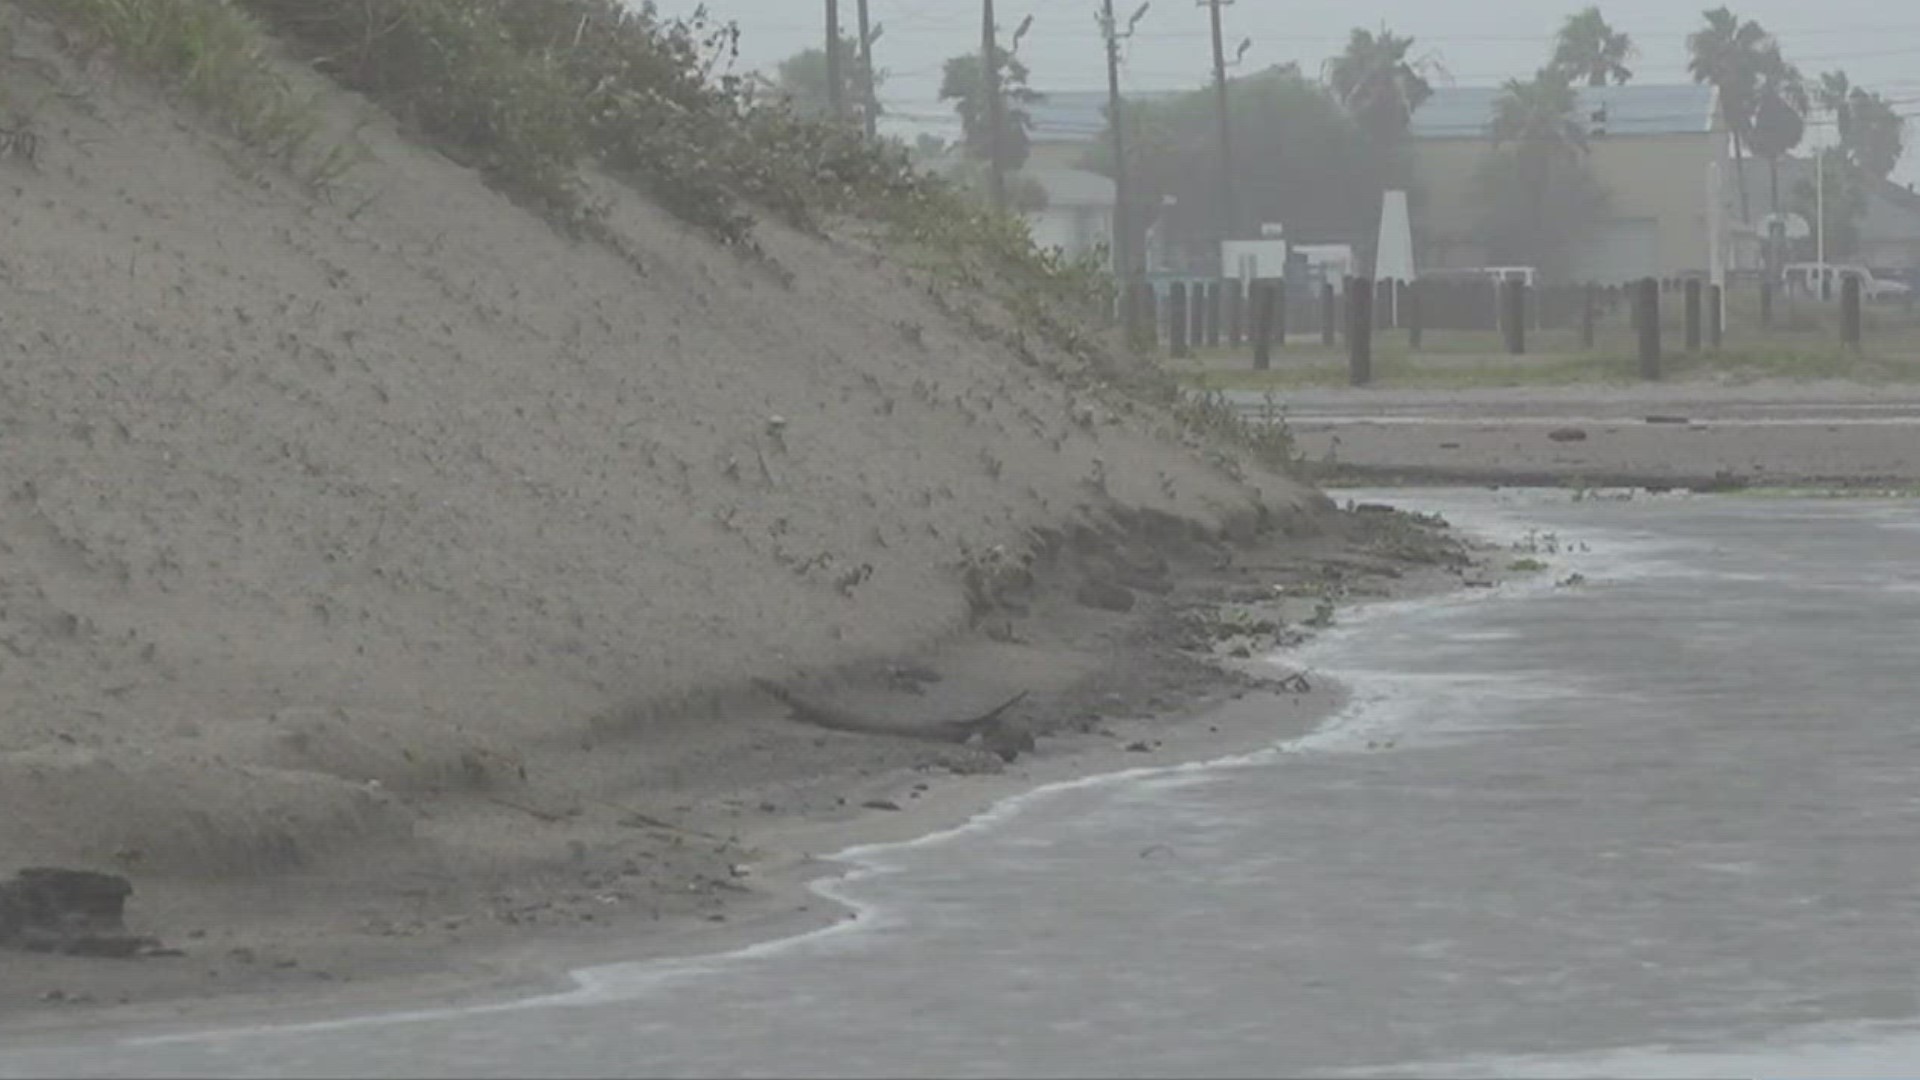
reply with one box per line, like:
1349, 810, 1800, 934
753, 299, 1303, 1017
1127, 274, 1871, 385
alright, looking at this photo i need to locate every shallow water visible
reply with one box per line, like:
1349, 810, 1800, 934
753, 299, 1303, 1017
4, 490, 1919, 1078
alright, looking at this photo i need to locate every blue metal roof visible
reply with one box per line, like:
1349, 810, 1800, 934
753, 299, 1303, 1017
1026, 83, 1719, 143
1026, 89, 1183, 142
1409, 83, 1719, 140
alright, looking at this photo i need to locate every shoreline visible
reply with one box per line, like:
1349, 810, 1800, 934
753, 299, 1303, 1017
0, 517, 1502, 1046
109, 671, 1366, 1047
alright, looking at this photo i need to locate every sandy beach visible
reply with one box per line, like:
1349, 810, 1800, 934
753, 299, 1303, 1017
0, 2, 1468, 1034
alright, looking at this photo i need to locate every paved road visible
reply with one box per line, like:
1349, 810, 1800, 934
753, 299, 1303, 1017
1225, 383, 1920, 487
1225, 381, 1920, 421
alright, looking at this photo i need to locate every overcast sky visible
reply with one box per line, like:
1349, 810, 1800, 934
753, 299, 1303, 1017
650, 0, 1920, 183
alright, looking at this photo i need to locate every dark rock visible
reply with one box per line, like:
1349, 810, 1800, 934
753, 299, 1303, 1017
1074, 579, 1136, 613
1124, 741, 1155, 753
1548, 427, 1589, 443
981, 724, 1036, 763
1644, 415, 1690, 425
1, 868, 157, 959
861, 799, 902, 812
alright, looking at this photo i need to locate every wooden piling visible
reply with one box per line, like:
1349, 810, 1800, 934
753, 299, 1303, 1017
1636, 277, 1662, 379
1168, 281, 1189, 359
1841, 274, 1863, 350
1251, 282, 1275, 371
1501, 279, 1526, 355
1347, 276, 1374, 386
1684, 278, 1703, 352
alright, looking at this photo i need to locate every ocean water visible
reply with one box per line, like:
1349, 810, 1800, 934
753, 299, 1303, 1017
4, 490, 1919, 1078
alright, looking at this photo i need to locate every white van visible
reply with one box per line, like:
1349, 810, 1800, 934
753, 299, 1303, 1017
1782, 262, 1912, 301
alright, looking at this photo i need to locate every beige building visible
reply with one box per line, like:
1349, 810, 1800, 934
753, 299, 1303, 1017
1407, 84, 1733, 283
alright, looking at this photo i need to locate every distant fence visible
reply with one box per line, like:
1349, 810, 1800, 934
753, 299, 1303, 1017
1118, 271, 1912, 384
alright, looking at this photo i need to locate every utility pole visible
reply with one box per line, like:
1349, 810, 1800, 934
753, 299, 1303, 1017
825, 0, 845, 124
1199, 0, 1238, 248
856, 0, 878, 140
982, 0, 1008, 210
1100, 1, 1137, 282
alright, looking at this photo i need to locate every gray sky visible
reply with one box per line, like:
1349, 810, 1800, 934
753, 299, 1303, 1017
650, 0, 1920, 183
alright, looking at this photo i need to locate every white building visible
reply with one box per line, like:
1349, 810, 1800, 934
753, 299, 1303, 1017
1020, 167, 1117, 268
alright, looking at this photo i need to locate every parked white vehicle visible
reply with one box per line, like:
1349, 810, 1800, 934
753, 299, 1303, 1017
1781, 262, 1912, 301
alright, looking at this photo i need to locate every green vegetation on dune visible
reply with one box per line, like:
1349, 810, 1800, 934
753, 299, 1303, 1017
15, 0, 1103, 353
11, 0, 1305, 475
18, 1, 1079, 293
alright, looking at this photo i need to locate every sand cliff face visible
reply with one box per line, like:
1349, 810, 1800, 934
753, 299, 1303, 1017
0, 6, 1319, 877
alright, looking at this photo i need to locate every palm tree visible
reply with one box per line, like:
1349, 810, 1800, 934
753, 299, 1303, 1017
1491, 72, 1588, 154
1819, 71, 1909, 180
1848, 90, 1908, 180
775, 37, 882, 121
1491, 71, 1590, 250
1816, 70, 1857, 146
939, 48, 1044, 172
1688, 6, 1771, 223
1550, 7, 1636, 88
1324, 26, 1442, 147
1746, 46, 1808, 216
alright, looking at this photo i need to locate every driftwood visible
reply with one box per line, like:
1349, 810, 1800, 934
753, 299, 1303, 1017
753, 679, 1028, 746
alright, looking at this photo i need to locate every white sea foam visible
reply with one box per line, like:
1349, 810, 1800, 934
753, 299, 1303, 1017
1346, 1020, 1920, 1079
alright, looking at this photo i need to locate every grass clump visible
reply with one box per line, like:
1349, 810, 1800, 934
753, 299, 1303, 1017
26, 0, 345, 184
885, 182, 1117, 363
1166, 388, 1298, 475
